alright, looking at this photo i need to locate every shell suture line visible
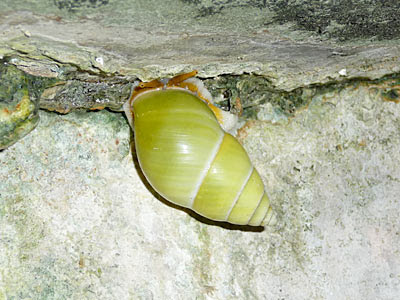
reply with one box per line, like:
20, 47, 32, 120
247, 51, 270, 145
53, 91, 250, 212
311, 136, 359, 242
188, 131, 225, 209
224, 166, 254, 221
246, 191, 265, 225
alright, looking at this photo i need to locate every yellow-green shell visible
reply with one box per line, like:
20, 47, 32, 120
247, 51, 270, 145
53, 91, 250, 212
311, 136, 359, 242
131, 89, 274, 226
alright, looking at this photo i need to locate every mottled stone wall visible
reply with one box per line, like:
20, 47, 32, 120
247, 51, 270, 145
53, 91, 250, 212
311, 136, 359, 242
1, 0, 400, 299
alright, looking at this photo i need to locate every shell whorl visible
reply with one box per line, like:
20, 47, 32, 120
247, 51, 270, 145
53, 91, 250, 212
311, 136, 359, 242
132, 89, 275, 227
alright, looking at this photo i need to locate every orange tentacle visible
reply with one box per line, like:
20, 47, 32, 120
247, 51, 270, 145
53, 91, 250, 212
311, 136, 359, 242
129, 79, 164, 104
139, 79, 164, 89
167, 70, 198, 87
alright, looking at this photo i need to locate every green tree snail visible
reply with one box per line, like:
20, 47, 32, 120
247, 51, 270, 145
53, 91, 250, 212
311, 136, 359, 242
123, 71, 277, 227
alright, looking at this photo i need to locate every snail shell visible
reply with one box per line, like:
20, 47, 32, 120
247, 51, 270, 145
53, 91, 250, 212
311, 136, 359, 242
124, 72, 276, 227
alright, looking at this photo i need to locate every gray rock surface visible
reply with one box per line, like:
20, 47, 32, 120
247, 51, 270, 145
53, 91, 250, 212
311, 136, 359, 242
1, 78, 399, 299
1, 0, 400, 299
0, 64, 52, 150
1, 0, 399, 90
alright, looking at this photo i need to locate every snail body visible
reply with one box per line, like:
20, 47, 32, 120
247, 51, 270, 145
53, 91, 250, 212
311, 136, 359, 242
123, 71, 276, 227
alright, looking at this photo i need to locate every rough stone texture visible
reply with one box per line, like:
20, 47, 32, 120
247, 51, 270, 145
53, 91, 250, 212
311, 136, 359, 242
268, 0, 400, 41
1, 0, 400, 299
1, 0, 400, 147
1, 79, 399, 299
39, 78, 131, 113
0, 64, 52, 149
1, 0, 400, 91
0, 71, 38, 149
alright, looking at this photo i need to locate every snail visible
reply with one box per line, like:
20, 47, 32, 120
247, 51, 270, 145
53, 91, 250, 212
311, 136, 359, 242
123, 71, 276, 227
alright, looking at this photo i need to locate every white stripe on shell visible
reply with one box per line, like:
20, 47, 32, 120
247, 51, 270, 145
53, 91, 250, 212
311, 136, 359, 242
188, 131, 225, 208
246, 191, 265, 226
224, 166, 254, 221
